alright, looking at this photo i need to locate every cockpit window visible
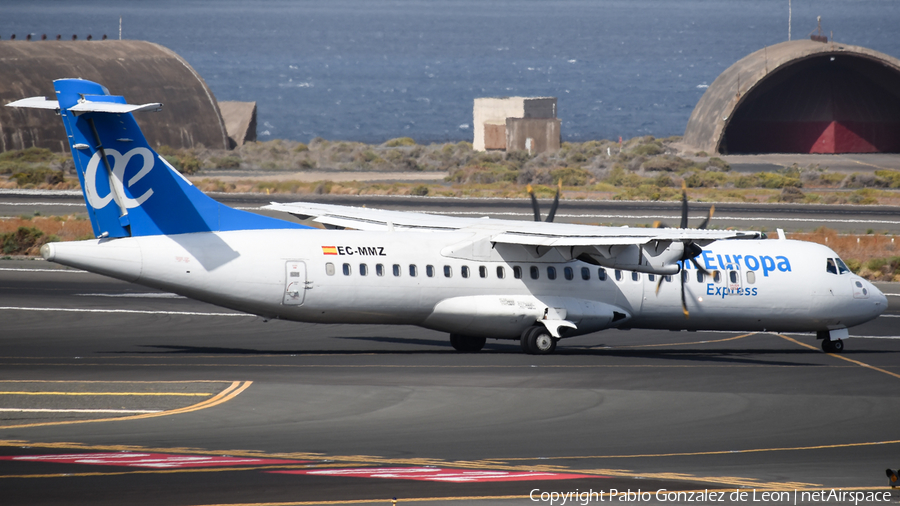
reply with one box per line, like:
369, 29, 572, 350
835, 258, 851, 275
826, 258, 837, 274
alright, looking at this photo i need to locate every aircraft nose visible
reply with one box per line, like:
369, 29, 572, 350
867, 281, 888, 316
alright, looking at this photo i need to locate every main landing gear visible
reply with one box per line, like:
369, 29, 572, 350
822, 339, 844, 353
520, 326, 557, 355
449, 334, 486, 352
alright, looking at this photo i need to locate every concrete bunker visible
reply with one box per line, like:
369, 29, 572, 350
683, 40, 900, 154
0, 40, 254, 152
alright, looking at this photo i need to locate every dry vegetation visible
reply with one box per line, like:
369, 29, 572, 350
3, 137, 900, 204
0, 216, 93, 256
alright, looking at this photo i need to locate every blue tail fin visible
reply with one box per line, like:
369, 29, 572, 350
47, 78, 306, 238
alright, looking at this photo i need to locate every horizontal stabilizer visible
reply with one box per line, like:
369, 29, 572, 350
6, 96, 60, 110
69, 101, 163, 115
7, 95, 162, 115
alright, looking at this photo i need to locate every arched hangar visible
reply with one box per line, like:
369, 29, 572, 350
684, 39, 900, 154
0, 40, 232, 152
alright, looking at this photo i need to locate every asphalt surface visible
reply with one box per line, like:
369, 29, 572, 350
0, 260, 898, 505
2, 189, 900, 234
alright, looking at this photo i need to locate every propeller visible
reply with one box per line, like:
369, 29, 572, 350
654, 182, 714, 318
527, 181, 562, 223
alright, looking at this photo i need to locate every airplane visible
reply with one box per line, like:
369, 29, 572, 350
6, 79, 887, 354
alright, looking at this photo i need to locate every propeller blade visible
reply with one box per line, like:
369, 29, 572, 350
689, 257, 711, 277
545, 181, 561, 222
697, 205, 715, 230
655, 272, 665, 295
680, 181, 689, 229
681, 270, 690, 318
527, 184, 541, 222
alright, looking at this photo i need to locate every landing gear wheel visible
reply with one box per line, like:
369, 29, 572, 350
822, 339, 844, 353
520, 326, 557, 355
449, 334, 486, 352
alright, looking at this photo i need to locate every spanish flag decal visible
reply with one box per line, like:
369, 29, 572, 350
322, 246, 338, 255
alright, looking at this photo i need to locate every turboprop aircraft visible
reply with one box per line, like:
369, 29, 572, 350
7, 79, 887, 354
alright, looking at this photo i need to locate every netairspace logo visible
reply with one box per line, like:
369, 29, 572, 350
529, 488, 894, 505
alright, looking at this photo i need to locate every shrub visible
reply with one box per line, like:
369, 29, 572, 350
209, 155, 242, 169
11, 166, 65, 186
410, 185, 429, 196
550, 166, 591, 186
384, 137, 417, 147
684, 171, 726, 188
706, 157, 730, 171
1, 226, 51, 255
631, 142, 664, 157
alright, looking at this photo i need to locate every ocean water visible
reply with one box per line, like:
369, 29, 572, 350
3, 0, 899, 144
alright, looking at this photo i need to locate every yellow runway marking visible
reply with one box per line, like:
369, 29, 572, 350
0, 391, 211, 396
591, 333, 754, 349
777, 334, 900, 380
0, 381, 252, 430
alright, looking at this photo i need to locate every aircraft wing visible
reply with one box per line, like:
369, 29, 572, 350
265, 201, 475, 231
265, 200, 763, 259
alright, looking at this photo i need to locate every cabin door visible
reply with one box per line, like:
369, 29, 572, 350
284, 261, 307, 305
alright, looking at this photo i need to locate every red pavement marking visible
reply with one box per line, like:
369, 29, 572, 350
0, 452, 309, 469
270, 467, 603, 483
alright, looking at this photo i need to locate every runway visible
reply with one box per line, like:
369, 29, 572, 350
2, 189, 899, 234
0, 260, 898, 505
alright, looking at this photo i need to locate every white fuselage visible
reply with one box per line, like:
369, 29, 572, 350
42, 228, 887, 341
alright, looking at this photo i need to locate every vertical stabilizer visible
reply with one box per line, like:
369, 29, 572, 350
9, 79, 306, 238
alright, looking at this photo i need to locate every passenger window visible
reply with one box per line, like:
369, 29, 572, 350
325, 263, 335, 276
547, 266, 557, 280
393, 264, 401, 276
648, 274, 655, 282
746, 271, 756, 284
729, 271, 738, 283
826, 258, 837, 274
631, 271, 640, 282
696, 271, 704, 283
376, 264, 384, 277
530, 266, 540, 280
598, 268, 607, 281
682, 270, 689, 282
359, 264, 368, 276
479, 266, 487, 278
513, 266, 522, 279
615, 270, 623, 281
462, 266, 470, 278
426, 265, 435, 277
343, 263, 351, 276
665, 275, 672, 282
409, 264, 418, 277
497, 266, 506, 279
713, 271, 721, 283
564, 267, 574, 280
581, 267, 590, 280
443, 265, 452, 278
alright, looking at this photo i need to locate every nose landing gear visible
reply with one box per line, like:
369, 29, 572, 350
822, 339, 844, 353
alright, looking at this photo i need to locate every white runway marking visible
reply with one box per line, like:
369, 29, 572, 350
0, 268, 86, 273
0, 202, 84, 206
0, 408, 161, 414
75, 293, 185, 299
0, 306, 251, 317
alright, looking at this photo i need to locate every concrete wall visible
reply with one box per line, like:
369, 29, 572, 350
219, 101, 257, 148
0, 40, 229, 152
506, 118, 561, 153
473, 97, 556, 151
